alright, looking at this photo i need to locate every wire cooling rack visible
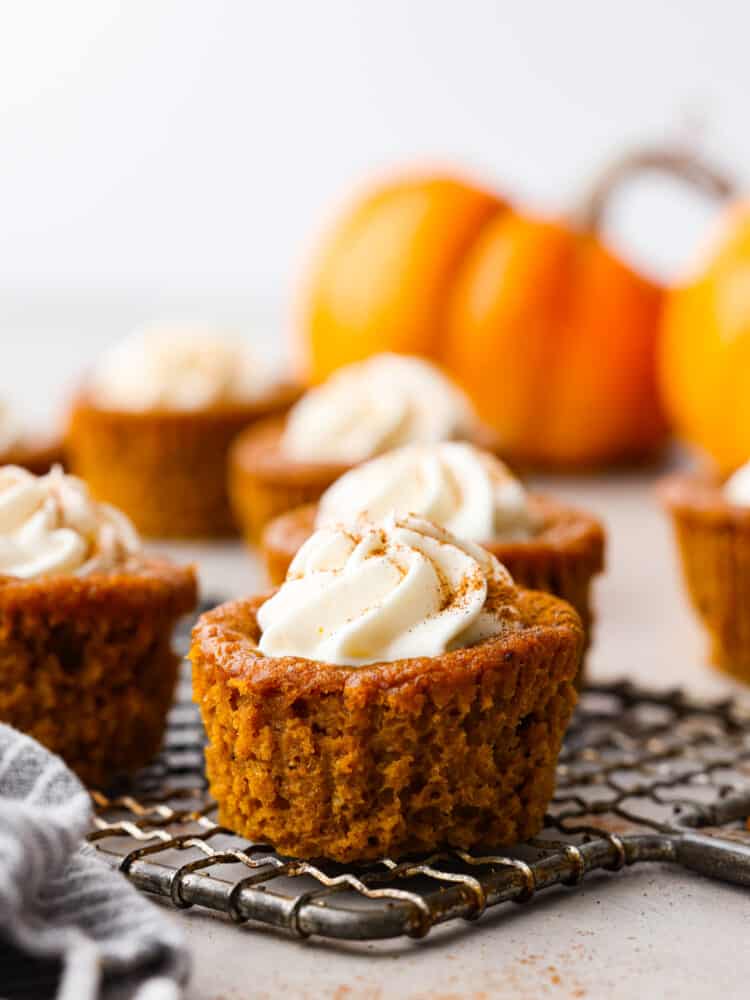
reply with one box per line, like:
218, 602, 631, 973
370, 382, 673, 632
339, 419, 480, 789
87, 612, 750, 941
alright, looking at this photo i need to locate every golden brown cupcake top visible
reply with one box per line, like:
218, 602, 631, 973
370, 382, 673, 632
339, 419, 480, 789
0, 465, 141, 578
256, 514, 522, 667
192, 585, 582, 701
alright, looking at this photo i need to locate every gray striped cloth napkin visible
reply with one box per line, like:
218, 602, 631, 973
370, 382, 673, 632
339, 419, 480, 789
0, 724, 190, 1000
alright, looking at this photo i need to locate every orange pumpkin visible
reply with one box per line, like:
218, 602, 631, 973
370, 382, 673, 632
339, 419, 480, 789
442, 213, 664, 467
303, 176, 501, 372
302, 149, 731, 469
661, 200, 750, 473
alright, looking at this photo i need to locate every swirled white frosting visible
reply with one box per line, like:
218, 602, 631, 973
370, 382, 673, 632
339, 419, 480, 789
725, 461, 750, 507
257, 514, 518, 666
0, 466, 141, 578
89, 326, 271, 411
281, 354, 477, 464
0, 402, 22, 455
316, 442, 534, 542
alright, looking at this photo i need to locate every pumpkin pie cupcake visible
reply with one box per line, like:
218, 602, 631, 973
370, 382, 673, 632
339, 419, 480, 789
191, 514, 582, 861
262, 442, 605, 663
229, 352, 496, 542
66, 326, 299, 538
0, 398, 63, 474
0, 464, 197, 786
660, 461, 750, 683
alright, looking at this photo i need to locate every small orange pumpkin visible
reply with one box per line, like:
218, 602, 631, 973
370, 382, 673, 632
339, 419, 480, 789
302, 176, 502, 372
661, 200, 750, 473
302, 149, 731, 469
441, 210, 664, 468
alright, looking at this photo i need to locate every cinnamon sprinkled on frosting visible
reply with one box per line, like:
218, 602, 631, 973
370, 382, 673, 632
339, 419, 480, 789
257, 514, 518, 666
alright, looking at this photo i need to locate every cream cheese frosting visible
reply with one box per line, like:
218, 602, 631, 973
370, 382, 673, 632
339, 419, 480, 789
0, 401, 22, 455
316, 442, 535, 541
89, 326, 271, 411
0, 465, 141, 578
281, 353, 478, 464
257, 514, 518, 666
725, 460, 750, 507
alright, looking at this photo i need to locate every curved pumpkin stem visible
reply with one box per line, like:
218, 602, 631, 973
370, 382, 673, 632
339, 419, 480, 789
576, 146, 736, 233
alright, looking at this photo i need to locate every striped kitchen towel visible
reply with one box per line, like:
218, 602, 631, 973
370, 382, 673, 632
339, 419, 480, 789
0, 724, 190, 1000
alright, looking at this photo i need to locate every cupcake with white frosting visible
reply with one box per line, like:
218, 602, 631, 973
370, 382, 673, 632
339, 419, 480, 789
0, 464, 197, 785
191, 514, 582, 861
281, 353, 478, 464
66, 325, 300, 538
261, 441, 605, 666
660, 459, 750, 683
228, 352, 498, 542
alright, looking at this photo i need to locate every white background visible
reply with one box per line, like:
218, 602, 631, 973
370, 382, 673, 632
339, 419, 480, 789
1, 0, 749, 417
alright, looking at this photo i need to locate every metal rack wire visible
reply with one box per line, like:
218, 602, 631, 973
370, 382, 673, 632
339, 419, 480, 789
87, 616, 750, 941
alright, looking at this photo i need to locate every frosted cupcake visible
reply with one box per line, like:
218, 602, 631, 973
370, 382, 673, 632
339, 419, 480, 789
66, 326, 299, 538
660, 460, 750, 682
192, 515, 582, 861
262, 441, 605, 664
0, 464, 197, 786
228, 352, 497, 541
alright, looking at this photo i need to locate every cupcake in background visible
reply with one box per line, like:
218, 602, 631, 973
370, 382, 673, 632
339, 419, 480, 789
261, 441, 605, 669
0, 464, 197, 786
660, 458, 750, 683
66, 325, 299, 538
229, 352, 498, 542
0, 397, 64, 474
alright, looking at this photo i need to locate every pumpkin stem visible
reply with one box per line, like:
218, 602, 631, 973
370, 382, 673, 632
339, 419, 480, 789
576, 145, 736, 233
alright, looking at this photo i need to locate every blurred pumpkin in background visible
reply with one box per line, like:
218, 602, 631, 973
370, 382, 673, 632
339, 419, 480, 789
302, 149, 732, 469
304, 177, 501, 366
661, 201, 750, 473
440, 205, 664, 469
